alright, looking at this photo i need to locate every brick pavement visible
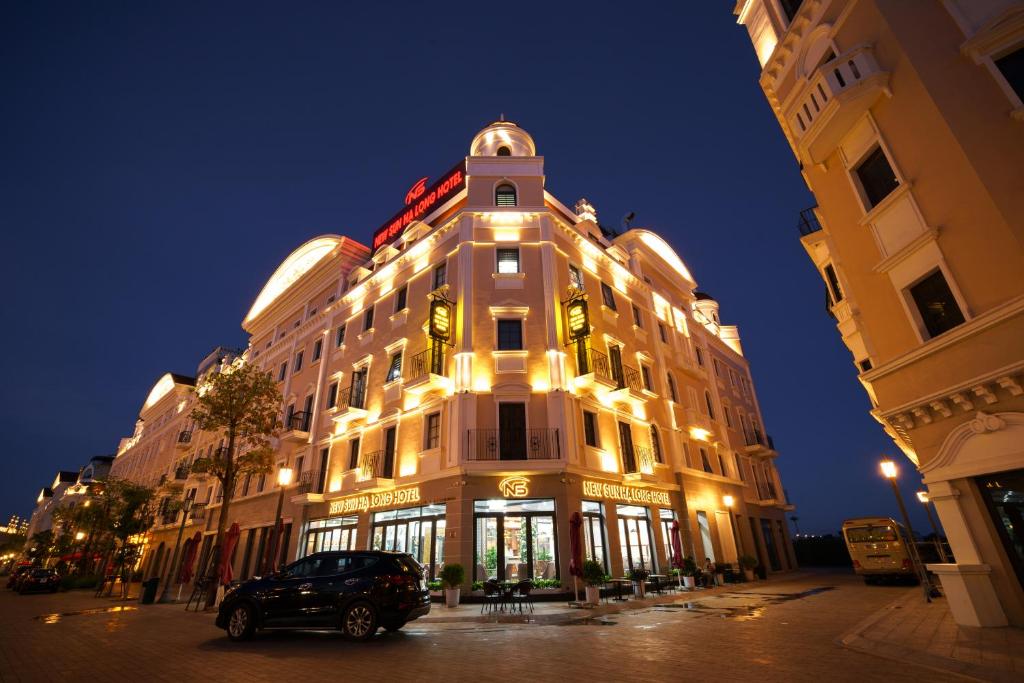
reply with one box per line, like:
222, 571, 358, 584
0, 570, 965, 683
840, 587, 1024, 682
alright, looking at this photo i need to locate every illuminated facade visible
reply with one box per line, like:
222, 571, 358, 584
125, 121, 796, 591
735, 0, 1024, 626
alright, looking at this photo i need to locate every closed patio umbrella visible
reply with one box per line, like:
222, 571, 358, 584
219, 523, 241, 587
671, 520, 685, 588
262, 519, 283, 576
568, 512, 584, 604
178, 532, 201, 584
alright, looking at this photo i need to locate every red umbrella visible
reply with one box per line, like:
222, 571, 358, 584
670, 520, 685, 570
218, 523, 241, 586
262, 519, 283, 576
178, 532, 201, 584
568, 512, 584, 603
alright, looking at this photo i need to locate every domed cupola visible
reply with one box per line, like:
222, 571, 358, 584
470, 117, 536, 157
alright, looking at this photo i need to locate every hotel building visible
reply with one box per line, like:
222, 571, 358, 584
114, 120, 796, 592
734, 0, 1024, 626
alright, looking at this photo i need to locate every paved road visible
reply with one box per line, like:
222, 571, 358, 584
0, 570, 962, 682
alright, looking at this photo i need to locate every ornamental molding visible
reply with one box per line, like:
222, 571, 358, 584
921, 411, 1024, 481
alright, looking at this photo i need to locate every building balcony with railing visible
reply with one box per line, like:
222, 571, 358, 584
331, 385, 368, 425
403, 346, 452, 396
175, 430, 193, 448
358, 450, 394, 481
281, 410, 311, 442
174, 464, 190, 480
296, 469, 326, 495
466, 428, 561, 462
783, 44, 890, 164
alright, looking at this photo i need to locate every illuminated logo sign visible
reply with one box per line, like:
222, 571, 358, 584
328, 486, 421, 516
498, 476, 530, 498
372, 161, 467, 254
404, 177, 428, 205
582, 480, 671, 506
429, 299, 452, 341
566, 299, 590, 341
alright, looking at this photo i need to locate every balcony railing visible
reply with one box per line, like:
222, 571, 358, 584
635, 446, 656, 472
286, 410, 312, 432
576, 347, 612, 382
338, 386, 366, 411
176, 430, 193, 445
359, 450, 393, 479
297, 469, 325, 495
466, 428, 560, 461
189, 503, 206, 522
161, 509, 179, 526
174, 464, 190, 480
797, 207, 821, 236
407, 347, 447, 379
614, 364, 643, 394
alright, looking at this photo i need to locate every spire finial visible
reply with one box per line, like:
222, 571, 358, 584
499, 112, 505, 122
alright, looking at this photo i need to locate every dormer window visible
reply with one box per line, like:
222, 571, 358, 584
495, 184, 517, 207
497, 146, 511, 156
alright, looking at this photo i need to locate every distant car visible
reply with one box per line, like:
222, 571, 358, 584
18, 568, 61, 593
6, 565, 34, 590
216, 551, 431, 641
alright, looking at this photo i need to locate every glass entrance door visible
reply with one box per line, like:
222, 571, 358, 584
617, 505, 655, 573
977, 470, 1024, 590
474, 499, 558, 582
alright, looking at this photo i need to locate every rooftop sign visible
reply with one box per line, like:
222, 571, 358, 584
371, 160, 467, 254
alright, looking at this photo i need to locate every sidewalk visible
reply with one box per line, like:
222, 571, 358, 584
839, 589, 1024, 682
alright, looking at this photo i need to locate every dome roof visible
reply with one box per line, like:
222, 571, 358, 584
694, 291, 716, 301
470, 118, 536, 157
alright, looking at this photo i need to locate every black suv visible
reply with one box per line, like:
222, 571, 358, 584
216, 551, 430, 641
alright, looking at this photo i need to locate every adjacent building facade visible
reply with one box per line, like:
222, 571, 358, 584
735, 0, 1024, 626
113, 121, 797, 593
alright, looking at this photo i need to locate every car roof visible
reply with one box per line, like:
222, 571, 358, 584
303, 550, 408, 558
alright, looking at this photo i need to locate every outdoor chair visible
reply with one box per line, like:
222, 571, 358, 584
509, 579, 534, 613
481, 579, 504, 614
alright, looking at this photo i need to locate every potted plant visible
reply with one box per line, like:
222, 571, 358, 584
714, 562, 726, 586
582, 559, 604, 605
739, 555, 759, 582
628, 566, 650, 598
681, 557, 698, 589
440, 563, 465, 608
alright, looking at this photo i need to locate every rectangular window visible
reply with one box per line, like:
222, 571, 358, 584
667, 374, 678, 403
909, 269, 965, 339
699, 448, 713, 474
326, 382, 338, 409
432, 263, 447, 289
631, 304, 643, 328
395, 285, 407, 312
583, 411, 599, 447
855, 146, 899, 208
713, 358, 722, 377
294, 351, 303, 373
823, 263, 843, 303
425, 412, 440, 450
496, 319, 523, 350
312, 338, 323, 362
778, 0, 803, 22
641, 365, 653, 392
386, 352, 403, 382
364, 306, 374, 331
335, 324, 346, 347
278, 362, 287, 381
348, 438, 360, 470
658, 322, 667, 343
569, 264, 584, 289
600, 282, 616, 310
995, 47, 1024, 101
496, 248, 520, 274
695, 346, 704, 366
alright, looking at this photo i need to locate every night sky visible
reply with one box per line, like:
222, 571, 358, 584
1, 1, 932, 534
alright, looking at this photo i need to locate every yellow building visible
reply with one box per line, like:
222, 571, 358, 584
735, 0, 1024, 626
117, 121, 796, 593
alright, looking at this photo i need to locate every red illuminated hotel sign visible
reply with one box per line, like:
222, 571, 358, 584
371, 160, 467, 253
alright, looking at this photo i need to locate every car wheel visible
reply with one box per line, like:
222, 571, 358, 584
341, 602, 378, 641
225, 603, 256, 641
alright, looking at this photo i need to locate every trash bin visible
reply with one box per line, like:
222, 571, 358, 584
140, 577, 160, 604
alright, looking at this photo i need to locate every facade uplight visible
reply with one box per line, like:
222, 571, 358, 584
723, 495, 735, 508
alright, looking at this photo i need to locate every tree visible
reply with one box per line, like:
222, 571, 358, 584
87, 478, 156, 597
190, 361, 280, 606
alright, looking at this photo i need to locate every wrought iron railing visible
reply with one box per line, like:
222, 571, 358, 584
297, 469, 325, 494
286, 410, 312, 432
797, 206, 822, 236
177, 430, 193, 444
407, 347, 447, 379
359, 450, 393, 479
576, 347, 612, 382
634, 446, 656, 473
161, 509, 179, 526
616, 364, 643, 393
338, 385, 366, 411
174, 464, 190, 480
189, 503, 206, 522
466, 428, 560, 461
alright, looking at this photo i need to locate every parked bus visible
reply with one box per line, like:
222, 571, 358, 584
841, 517, 918, 584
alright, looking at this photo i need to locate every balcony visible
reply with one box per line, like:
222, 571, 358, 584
281, 411, 311, 443
466, 428, 560, 462
404, 347, 451, 396
174, 464, 190, 481
331, 386, 368, 426
797, 207, 822, 237
784, 45, 890, 164
188, 503, 206, 522
358, 450, 394, 481
743, 431, 777, 456
296, 469, 325, 495
573, 347, 617, 392
161, 509, 180, 526
175, 430, 193, 449
623, 445, 658, 477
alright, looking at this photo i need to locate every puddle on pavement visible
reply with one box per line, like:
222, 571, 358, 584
35, 605, 137, 624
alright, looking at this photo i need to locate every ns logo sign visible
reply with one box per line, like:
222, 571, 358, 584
498, 476, 530, 498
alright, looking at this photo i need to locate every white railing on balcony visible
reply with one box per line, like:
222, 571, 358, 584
788, 46, 882, 137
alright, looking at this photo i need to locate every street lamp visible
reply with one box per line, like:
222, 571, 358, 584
722, 494, 743, 559
158, 491, 196, 603
75, 531, 86, 541
263, 466, 293, 575
879, 459, 934, 601
916, 491, 950, 563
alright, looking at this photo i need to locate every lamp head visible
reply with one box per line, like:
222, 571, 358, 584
278, 466, 294, 487
916, 491, 929, 504
880, 460, 898, 479
723, 494, 735, 508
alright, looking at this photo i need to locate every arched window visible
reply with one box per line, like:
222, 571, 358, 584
704, 391, 716, 420
496, 146, 511, 156
495, 183, 517, 207
650, 425, 663, 463
666, 374, 678, 403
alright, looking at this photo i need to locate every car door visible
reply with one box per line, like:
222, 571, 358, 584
260, 557, 320, 625
303, 555, 351, 624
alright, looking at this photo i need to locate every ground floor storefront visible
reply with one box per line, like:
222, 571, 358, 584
296, 471, 797, 587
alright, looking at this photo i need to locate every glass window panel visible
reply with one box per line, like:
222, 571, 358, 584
582, 500, 602, 514
476, 517, 499, 581
531, 517, 557, 580
616, 504, 649, 518
504, 515, 527, 582
434, 519, 446, 581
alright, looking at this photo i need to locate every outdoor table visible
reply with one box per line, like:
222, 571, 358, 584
609, 578, 632, 601
649, 574, 667, 594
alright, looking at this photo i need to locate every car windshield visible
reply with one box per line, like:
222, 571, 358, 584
846, 525, 899, 543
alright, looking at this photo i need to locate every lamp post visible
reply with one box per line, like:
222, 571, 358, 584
880, 459, 933, 601
158, 492, 195, 603
916, 491, 950, 563
264, 466, 293, 575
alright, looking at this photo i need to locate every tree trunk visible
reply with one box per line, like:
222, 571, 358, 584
205, 429, 236, 609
